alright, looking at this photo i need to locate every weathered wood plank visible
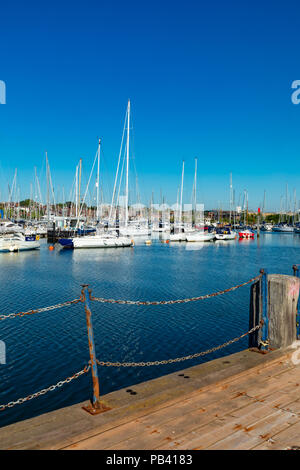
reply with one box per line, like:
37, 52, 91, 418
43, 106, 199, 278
158, 381, 300, 450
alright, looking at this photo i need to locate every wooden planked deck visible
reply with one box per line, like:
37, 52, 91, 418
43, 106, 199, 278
1, 348, 300, 450
63, 353, 300, 450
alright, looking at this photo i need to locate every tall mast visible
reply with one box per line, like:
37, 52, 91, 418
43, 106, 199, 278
294, 189, 297, 225
125, 99, 130, 227
179, 160, 184, 229
34, 167, 38, 221
286, 183, 288, 222
192, 158, 197, 226
233, 189, 236, 227
30, 182, 33, 221
194, 158, 197, 209
46, 152, 50, 222
75, 164, 78, 218
78, 158, 82, 216
96, 139, 101, 222
229, 172, 233, 225
243, 189, 247, 225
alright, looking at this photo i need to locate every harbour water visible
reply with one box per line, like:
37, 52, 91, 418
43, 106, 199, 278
0, 232, 299, 428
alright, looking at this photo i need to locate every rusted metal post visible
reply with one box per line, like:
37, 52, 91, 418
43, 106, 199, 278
260, 268, 269, 350
81, 284, 110, 415
292, 265, 300, 339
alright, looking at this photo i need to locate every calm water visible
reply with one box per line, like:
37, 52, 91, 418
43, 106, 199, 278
0, 232, 300, 428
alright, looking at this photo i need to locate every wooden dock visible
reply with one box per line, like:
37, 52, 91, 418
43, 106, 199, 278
1, 346, 300, 450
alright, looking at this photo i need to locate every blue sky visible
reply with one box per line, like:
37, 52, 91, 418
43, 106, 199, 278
1, 0, 300, 211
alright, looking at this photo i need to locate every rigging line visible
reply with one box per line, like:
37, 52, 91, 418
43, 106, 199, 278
81, 167, 92, 210
115, 139, 127, 211
99, 146, 113, 205
75, 148, 98, 230
109, 106, 128, 221
68, 171, 76, 203
130, 118, 142, 205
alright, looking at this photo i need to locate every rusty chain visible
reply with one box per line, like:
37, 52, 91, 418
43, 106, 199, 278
0, 365, 90, 412
91, 275, 261, 306
96, 323, 262, 367
0, 275, 261, 320
0, 298, 82, 320
0, 277, 261, 412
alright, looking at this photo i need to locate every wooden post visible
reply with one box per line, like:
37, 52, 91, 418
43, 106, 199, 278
249, 273, 300, 350
292, 265, 300, 339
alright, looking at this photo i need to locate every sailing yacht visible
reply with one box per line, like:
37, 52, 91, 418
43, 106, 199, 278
170, 161, 188, 242
272, 223, 294, 232
58, 231, 133, 249
260, 223, 273, 232
215, 227, 236, 240
58, 136, 134, 249
185, 231, 215, 242
109, 100, 151, 239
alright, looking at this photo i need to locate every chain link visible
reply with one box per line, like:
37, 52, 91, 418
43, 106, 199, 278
91, 275, 261, 306
96, 323, 261, 367
0, 277, 261, 413
0, 298, 82, 320
0, 365, 90, 412
0, 275, 260, 320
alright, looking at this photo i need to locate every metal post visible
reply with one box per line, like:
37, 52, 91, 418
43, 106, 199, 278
292, 265, 300, 339
81, 284, 110, 415
260, 269, 269, 350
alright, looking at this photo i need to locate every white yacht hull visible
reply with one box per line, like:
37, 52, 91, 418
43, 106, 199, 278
169, 233, 187, 242
72, 236, 133, 249
272, 226, 294, 232
0, 236, 40, 252
186, 232, 215, 242
215, 231, 237, 240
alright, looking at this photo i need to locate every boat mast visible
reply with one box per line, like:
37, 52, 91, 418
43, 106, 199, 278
229, 172, 233, 225
243, 190, 247, 225
34, 167, 37, 221
75, 163, 78, 218
262, 190, 266, 220
233, 189, 236, 227
294, 189, 297, 226
96, 139, 101, 222
35, 167, 43, 220
62, 186, 65, 218
286, 183, 288, 223
109, 105, 127, 224
179, 160, 184, 230
46, 152, 50, 222
78, 158, 82, 218
193, 158, 197, 226
125, 99, 130, 227
30, 182, 33, 221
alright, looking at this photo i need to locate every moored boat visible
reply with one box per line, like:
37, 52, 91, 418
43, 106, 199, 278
169, 231, 187, 242
260, 223, 273, 232
58, 233, 133, 249
215, 227, 237, 240
0, 233, 40, 252
186, 231, 215, 242
272, 224, 294, 232
238, 229, 254, 239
